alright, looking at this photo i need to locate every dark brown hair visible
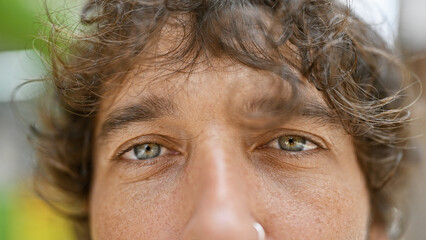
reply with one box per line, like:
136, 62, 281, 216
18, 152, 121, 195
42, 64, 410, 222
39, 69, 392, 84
33, 0, 418, 239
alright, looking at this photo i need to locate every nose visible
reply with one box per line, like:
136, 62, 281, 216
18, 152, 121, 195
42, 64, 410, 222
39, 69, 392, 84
181, 132, 261, 240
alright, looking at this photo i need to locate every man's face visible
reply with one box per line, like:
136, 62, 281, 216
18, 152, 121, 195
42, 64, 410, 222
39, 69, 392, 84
90, 62, 370, 240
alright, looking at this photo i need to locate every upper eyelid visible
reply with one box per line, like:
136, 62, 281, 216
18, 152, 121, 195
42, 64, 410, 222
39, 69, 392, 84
110, 136, 179, 161
266, 136, 319, 149
110, 130, 329, 160
121, 143, 170, 160
253, 130, 329, 151
117, 142, 163, 158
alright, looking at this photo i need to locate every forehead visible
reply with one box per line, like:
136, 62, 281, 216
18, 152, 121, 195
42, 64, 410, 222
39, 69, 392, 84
97, 12, 313, 117
98, 60, 327, 120
93, 60, 343, 143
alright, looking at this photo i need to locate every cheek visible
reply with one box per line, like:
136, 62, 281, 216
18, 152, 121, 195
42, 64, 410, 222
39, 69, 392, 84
260, 166, 370, 239
89, 168, 185, 240
89, 139, 370, 240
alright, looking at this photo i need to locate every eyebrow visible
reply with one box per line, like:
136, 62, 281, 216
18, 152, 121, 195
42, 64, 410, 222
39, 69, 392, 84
297, 102, 340, 124
243, 96, 339, 125
99, 95, 176, 138
99, 95, 339, 139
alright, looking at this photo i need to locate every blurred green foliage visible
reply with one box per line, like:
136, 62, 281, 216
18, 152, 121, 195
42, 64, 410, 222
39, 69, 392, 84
0, 1, 84, 238
0, 0, 82, 51
0, 0, 44, 51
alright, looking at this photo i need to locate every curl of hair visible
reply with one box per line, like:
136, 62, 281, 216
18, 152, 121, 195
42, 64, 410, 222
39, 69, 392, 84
33, 0, 418, 239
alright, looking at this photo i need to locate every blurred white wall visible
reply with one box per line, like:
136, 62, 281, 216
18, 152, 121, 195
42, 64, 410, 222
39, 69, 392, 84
0, 50, 44, 102
400, 0, 426, 51
339, 0, 400, 45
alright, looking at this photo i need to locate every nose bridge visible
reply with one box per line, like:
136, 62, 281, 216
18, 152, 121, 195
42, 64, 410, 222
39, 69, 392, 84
182, 128, 257, 240
191, 128, 248, 203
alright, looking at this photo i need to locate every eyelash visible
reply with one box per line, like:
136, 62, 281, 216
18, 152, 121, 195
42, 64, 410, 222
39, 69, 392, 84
114, 140, 171, 165
264, 136, 319, 152
115, 133, 325, 165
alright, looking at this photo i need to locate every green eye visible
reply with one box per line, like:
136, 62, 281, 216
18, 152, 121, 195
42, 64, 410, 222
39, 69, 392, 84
277, 135, 317, 152
133, 143, 161, 160
120, 141, 175, 161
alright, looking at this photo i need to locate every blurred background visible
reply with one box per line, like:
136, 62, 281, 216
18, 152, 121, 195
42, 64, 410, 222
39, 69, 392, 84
0, 0, 425, 239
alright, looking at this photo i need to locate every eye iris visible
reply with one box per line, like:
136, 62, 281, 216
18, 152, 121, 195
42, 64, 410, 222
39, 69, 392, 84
133, 143, 161, 160
278, 136, 306, 151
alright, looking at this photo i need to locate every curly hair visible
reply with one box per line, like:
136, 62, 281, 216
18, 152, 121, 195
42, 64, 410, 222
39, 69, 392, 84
33, 0, 417, 239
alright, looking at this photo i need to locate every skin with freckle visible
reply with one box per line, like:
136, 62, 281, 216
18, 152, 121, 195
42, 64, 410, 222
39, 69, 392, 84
90, 64, 371, 240
33, 1, 416, 239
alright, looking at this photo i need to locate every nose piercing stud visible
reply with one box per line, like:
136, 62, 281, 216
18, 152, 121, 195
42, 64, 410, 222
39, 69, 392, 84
253, 222, 266, 240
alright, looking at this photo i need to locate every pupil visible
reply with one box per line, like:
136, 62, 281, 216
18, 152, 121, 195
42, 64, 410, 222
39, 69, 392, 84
278, 136, 306, 152
134, 143, 160, 160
